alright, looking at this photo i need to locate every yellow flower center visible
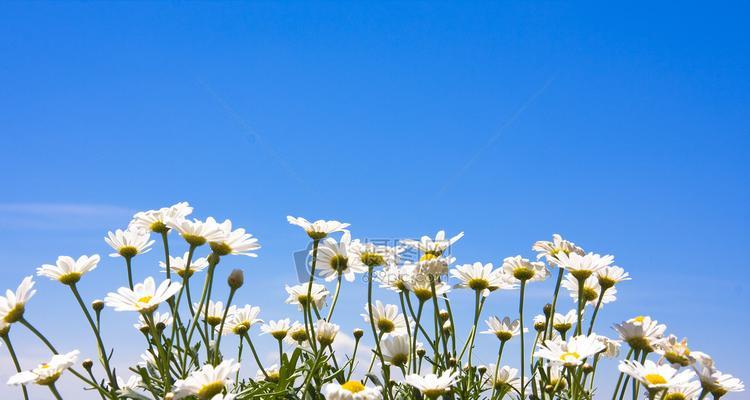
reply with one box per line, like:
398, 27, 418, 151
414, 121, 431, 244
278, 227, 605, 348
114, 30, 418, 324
468, 278, 489, 291
118, 246, 139, 258
137, 295, 153, 304
197, 381, 225, 399
341, 380, 365, 393
377, 318, 395, 333
644, 374, 667, 385
631, 316, 646, 323
330, 254, 349, 272
559, 351, 580, 362
3, 304, 25, 323
150, 221, 169, 233
420, 253, 438, 262
512, 267, 535, 281
182, 234, 207, 247
40, 363, 50, 369
58, 272, 82, 285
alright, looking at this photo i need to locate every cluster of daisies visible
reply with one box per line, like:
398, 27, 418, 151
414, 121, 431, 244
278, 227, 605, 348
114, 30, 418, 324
0, 203, 743, 400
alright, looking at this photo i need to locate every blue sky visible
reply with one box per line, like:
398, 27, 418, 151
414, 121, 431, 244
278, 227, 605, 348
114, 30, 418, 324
1, 1, 748, 398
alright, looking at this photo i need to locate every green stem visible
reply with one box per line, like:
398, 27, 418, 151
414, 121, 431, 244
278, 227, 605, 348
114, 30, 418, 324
489, 340, 507, 400
411, 300, 425, 373
326, 274, 343, 321
466, 290, 482, 370
1, 334, 29, 400
243, 332, 268, 379
576, 276, 586, 335
161, 231, 171, 280
519, 280, 527, 400
125, 256, 134, 290
546, 268, 564, 341
213, 288, 237, 365
49, 383, 64, 400
367, 265, 390, 399
587, 288, 607, 335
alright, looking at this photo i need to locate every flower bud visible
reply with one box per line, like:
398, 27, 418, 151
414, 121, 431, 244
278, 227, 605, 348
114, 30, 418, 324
82, 359, 94, 371
164, 393, 175, 400
448, 357, 457, 368
477, 365, 487, 376
156, 322, 166, 333
92, 300, 104, 312
543, 303, 552, 317
353, 328, 364, 340
227, 269, 244, 290
416, 348, 426, 357
582, 363, 594, 374
439, 309, 450, 321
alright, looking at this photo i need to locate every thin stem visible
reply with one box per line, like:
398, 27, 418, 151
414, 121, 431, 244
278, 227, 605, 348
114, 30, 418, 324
125, 256, 134, 290
466, 290, 482, 370
161, 231, 171, 280
213, 288, 237, 365
519, 280, 527, 400
489, 340, 507, 400
1, 334, 29, 400
367, 265, 390, 399
546, 268, 564, 341
576, 276, 586, 335
587, 288, 607, 335
411, 300, 425, 373
326, 273, 343, 321
305, 240, 320, 350
244, 332, 268, 379
49, 383, 64, 400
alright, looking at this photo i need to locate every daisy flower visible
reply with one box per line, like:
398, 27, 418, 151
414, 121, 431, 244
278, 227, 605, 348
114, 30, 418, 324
481, 316, 523, 342
534, 334, 606, 367
533, 314, 548, 332
375, 264, 414, 293
194, 300, 227, 327
285, 283, 329, 311
255, 364, 280, 383
401, 230, 464, 258
613, 316, 667, 352
501, 256, 550, 283
134, 311, 173, 333
404, 273, 451, 302
316, 231, 367, 282
484, 365, 522, 392
104, 277, 182, 313
696, 365, 745, 397
105, 228, 154, 258
412, 255, 455, 276
553, 252, 614, 280
361, 300, 407, 335
661, 381, 702, 400
286, 216, 350, 240
116, 375, 148, 399
596, 265, 630, 289
323, 380, 383, 400
349, 240, 400, 269
171, 218, 225, 247
561, 274, 617, 307
208, 218, 261, 257
552, 310, 578, 335
284, 322, 310, 348
532, 234, 584, 264
37, 254, 100, 285
0, 276, 36, 324
316, 320, 340, 347
129, 202, 193, 234
222, 305, 262, 335
261, 318, 292, 340
595, 335, 622, 358
451, 262, 515, 295
618, 360, 695, 393
160, 252, 209, 279
172, 359, 240, 400
404, 372, 459, 399
7, 350, 79, 386
655, 335, 693, 367
380, 333, 411, 367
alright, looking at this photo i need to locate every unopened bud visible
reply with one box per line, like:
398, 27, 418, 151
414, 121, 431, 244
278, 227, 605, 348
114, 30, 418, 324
353, 328, 364, 340
227, 269, 244, 290
582, 363, 594, 374
82, 359, 93, 370
92, 300, 104, 312
439, 309, 450, 321
543, 303, 552, 316
478, 365, 487, 376
448, 357, 457, 368
442, 321, 452, 335
156, 322, 166, 332
416, 348, 426, 357
164, 393, 174, 400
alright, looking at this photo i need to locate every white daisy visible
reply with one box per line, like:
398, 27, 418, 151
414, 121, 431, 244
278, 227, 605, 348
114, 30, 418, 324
655, 335, 693, 367
412, 255, 455, 276
696, 366, 744, 397
595, 335, 622, 358
134, 311, 173, 333
661, 381, 702, 400
553, 252, 614, 280
404, 273, 451, 302
285, 283, 329, 311
375, 264, 414, 293
286, 216, 350, 240
323, 380, 383, 400
171, 218, 225, 247
105, 228, 154, 258
0, 276, 36, 324
316, 231, 367, 282
194, 300, 227, 327
261, 319, 292, 340
532, 234, 585, 264
284, 322, 310, 348
104, 277, 182, 313
618, 360, 695, 393
361, 301, 407, 335
255, 364, 280, 383
7, 350, 79, 386
172, 359, 240, 400
613, 316, 667, 352
222, 305, 262, 336
129, 202, 193, 233
160, 252, 209, 278
561, 273, 617, 307
404, 372, 459, 399
552, 310, 578, 334
349, 241, 401, 269
533, 314, 548, 332
37, 254, 100, 285
534, 334, 606, 367
481, 316, 523, 342
116, 375, 148, 399
501, 256, 550, 283
451, 262, 515, 295
380, 333, 411, 367
596, 265, 630, 289
316, 320, 340, 347
208, 218, 261, 257
484, 365, 522, 392
401, 230, 464, 257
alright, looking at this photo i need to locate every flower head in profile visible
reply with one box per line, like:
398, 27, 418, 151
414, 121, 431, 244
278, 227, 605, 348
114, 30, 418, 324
596, 265, 630, 289
254, 364, 280, 383
105, 228, 154, 258
316, 320, 340, 347
482, 316, 523, 342
405, 372, 459, 399
401, 230, 464, 258
285, 283, 329, 311
404, 273, 451, 302
7, 350, 79, 386
316, 231, 366, 282
361, 301, 407, 335
618, 360, 695, 393
105, 277, 181, 313
323, 380, 382, 400
130, 202, 193, 234
375, 264, 414, 293
381, 334, 411, 367
160, 253, 209, 280
552, 310, 578, 335
562, 273, 617, 307
284, 322, 310, 348
532, 234, 585, 264
172, 359, 240, 400
116, 375, 148, 399
287, 216, 350, 240
261, 319, 292, 340
534, 334, 606, 367
451, 262, 515, 295
208, 218, 261, 257
194, 300, 227, 327
554, 252, 614, 280
595, 335, 622, 359
483, 365, 522, 393
134, 311, 173, 333
661, 381, 702, 400
222, 305, 262, 336
613, 316, 667, 352
501, 256, 549, 283
171, 218, 225, 247
37, 254, 100, 285
0, 276, 36, 324
655, 335, 694, 367
349, 240, 401, 269
696, 365, 744, 397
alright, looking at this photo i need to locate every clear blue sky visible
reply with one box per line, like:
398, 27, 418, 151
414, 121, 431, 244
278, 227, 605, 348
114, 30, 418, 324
1, 2, 748, 398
